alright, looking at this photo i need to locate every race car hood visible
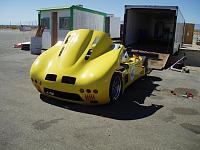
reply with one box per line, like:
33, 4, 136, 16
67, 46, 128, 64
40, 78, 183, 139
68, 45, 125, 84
58, 29, 113, 67
30, 29, 124, 85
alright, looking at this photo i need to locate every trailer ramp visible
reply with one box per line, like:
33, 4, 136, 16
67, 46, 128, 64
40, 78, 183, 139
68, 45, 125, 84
131, 50, 170, 70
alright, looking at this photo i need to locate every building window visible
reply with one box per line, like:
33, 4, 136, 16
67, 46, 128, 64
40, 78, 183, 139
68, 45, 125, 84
59, 17, 70, 30
41, 18, 50, 29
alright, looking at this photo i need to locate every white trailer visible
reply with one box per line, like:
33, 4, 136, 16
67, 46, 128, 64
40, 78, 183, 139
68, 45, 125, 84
123, 5, 185, 54
105, 15, 121, 38
38, 5, 107, 49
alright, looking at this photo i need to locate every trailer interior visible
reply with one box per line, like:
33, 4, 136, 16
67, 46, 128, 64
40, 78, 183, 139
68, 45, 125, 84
124, 9, 177, 54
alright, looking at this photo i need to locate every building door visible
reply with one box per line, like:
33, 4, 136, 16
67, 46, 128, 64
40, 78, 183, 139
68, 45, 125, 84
51, 12, 58, 46
184, 23, 194, 44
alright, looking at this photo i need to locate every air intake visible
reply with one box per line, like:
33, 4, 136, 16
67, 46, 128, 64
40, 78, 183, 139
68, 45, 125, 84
44, 88, 83, 101
85, 49, 93, 60
45, 74, 57, 81
62, 76, 76, 84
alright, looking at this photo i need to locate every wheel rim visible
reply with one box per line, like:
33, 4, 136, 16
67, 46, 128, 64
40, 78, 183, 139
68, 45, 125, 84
111, 75, 121, 101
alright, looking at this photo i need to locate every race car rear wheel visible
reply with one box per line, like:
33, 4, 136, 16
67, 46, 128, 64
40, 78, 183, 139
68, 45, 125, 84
109, 74, 122, 103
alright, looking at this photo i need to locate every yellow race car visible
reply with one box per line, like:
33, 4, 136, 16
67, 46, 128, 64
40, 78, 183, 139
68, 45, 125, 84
30, 29, 148, 105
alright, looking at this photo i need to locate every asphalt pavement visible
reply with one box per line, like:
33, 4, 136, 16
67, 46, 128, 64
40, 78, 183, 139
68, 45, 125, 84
0, 30, 200, 150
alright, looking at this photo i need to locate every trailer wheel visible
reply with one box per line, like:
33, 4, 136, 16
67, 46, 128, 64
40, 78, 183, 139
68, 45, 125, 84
174, 44, 181, 56
109, 74, 122, 103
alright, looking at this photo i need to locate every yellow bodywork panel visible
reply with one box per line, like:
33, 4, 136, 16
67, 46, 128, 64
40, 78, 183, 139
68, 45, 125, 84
30, 29, 146, 105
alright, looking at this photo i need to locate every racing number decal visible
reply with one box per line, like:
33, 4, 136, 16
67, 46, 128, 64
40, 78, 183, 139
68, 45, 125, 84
130, 65, 135, 80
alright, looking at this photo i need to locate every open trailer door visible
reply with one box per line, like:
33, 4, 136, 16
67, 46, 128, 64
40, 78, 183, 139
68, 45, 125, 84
123, 5, 185, 69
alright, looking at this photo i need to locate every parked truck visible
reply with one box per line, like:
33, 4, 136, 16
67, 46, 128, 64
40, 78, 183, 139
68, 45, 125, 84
123, 5, 185, 54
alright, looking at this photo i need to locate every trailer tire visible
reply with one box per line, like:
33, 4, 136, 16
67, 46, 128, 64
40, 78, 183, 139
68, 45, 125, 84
143, 57, 149, 75
174, 44, 181, 56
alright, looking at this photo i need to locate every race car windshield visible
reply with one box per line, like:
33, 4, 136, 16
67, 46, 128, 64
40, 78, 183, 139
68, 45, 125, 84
121, 51, 129, 63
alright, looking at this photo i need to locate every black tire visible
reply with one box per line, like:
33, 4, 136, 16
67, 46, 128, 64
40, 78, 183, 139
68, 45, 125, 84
109, 74, 122, 103
174, 44, 180, 56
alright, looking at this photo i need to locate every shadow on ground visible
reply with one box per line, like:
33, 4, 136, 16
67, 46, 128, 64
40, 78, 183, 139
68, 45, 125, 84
168, 49, 200, 68
40, 76, 163, 120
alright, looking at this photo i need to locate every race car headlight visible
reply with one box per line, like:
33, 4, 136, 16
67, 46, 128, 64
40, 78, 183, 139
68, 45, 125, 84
80, 89, 84, 93
93, 89, 98, 94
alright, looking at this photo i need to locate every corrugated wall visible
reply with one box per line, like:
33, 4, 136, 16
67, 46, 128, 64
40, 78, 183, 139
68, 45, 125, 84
173, 9, 185, 53
57, 10, 71, 41
41, 11, 51, 49
73, 9, 105, 32
109, 17, 120, 38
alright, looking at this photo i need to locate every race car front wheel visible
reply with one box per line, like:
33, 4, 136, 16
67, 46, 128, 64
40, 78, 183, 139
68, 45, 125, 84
109, 74, 122, 103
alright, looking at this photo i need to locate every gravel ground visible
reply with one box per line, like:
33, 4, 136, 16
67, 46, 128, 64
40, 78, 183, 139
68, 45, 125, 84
0, 30, 200, 150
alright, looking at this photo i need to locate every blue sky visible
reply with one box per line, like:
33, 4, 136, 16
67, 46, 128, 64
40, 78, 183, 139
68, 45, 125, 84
1, 0, 200, 25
